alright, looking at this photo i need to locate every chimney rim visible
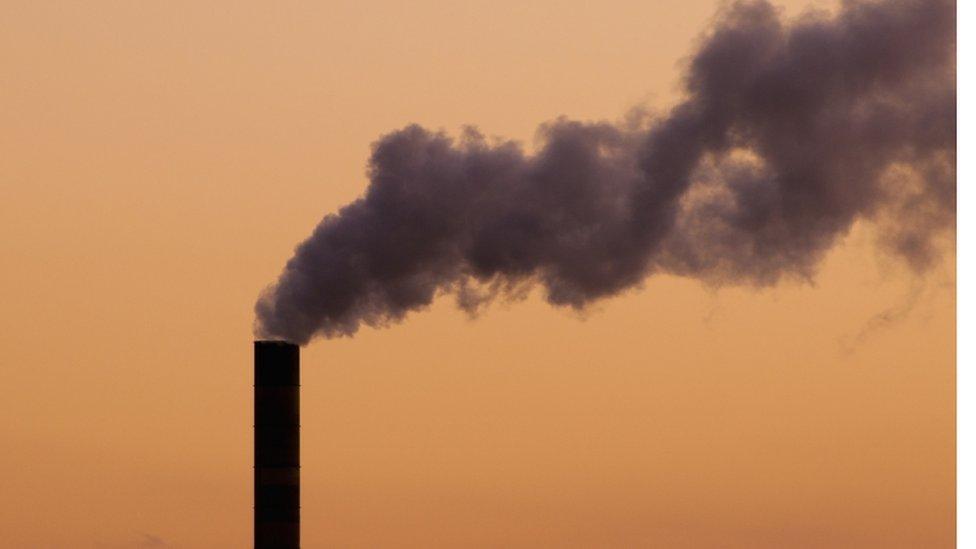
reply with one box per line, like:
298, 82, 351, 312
254, 339, 299, 347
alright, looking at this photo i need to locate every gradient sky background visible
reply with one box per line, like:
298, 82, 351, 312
0, 1, 954, 547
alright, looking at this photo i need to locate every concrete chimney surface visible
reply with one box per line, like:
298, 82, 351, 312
254, 340, 300, 549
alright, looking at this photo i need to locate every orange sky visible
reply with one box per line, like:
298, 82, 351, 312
0, 1, 954, 547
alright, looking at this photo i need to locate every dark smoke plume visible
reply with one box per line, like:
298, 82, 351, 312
256, 0, 955, 345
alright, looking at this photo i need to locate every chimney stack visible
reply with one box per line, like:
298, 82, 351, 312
254, 340, 300, 548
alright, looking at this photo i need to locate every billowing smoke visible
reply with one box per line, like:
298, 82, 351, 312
256, 0, 955, 345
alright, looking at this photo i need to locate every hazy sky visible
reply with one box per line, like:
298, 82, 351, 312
0, 1, 954, 547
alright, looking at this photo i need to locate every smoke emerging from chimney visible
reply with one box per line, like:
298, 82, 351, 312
255, 0, 955, 346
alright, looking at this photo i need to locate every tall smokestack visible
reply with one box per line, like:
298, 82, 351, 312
254, 341, 300, 549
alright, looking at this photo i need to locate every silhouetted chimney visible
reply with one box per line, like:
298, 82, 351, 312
254, 340, 300, 548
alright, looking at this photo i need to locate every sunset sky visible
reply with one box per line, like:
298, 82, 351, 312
0, 1, 954, 547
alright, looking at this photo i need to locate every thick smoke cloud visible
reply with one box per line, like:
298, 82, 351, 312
256, 0, 955, 345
